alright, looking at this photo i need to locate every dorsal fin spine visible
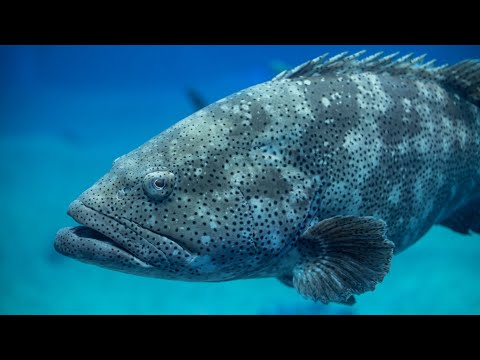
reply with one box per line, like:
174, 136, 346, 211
273, 50, 480, 107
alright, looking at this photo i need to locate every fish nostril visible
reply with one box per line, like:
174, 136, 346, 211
116, 189, 124, 200
116, 187, 131, 200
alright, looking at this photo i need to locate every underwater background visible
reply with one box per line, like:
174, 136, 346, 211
1, 45, 479, 315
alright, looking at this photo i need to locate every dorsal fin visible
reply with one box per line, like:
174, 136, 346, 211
273, 50, 480, 107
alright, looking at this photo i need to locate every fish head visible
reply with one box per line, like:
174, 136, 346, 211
54, 106, 261, 281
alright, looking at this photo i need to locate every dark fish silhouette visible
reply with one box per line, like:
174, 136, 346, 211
186, 87, 209, 112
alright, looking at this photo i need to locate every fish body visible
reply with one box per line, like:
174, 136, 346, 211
55, 51, 480, 304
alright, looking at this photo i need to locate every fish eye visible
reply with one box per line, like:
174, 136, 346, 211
143, 171, 175, 201
153, 178, 165, 190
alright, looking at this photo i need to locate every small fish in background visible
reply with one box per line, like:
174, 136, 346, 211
186, 87, 209, 112
54, 51, 480, 306
56, 127, 84, 147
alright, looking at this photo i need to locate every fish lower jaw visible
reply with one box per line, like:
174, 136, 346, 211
58, 199, 164, 269
60, 200, 200, 278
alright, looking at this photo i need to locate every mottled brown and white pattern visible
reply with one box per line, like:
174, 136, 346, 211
55, 51, 480, 304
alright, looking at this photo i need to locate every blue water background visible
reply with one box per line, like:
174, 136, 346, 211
1, 45, 479, 314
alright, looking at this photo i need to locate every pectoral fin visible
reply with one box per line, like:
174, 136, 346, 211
293, 216, 394, 304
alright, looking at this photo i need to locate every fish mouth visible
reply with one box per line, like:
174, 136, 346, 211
54, 225, 153, 270
54, 200, 183, 275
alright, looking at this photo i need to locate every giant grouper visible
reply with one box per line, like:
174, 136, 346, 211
54, 51, 480, 304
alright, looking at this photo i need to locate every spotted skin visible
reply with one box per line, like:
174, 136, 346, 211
55, 52, 480, 300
